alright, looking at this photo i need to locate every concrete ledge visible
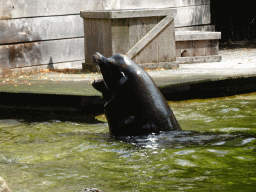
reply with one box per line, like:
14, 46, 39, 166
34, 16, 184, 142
176, 55, 222, 64
82, 61, 180, 71
139, 61, 179, 69
175, 31, 221, 41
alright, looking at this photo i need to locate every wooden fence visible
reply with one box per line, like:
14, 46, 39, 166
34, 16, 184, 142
0, 0, 212, 71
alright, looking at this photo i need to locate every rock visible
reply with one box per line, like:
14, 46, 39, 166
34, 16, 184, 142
0, 177, 12, 192
81, 188, 103, 192
181, 50, 189, 57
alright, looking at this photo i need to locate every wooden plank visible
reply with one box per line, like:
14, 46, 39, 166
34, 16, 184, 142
97, 20, 104, 55
101, 19, 112, 58
81, 8, 177, 19
175, 31, 221, 41
0, 0, 119, 19
0, 38, 84, 69
111, 19, 129, 54
128, 18, 139, 63
145, 17, 159, 63
193, 40, 206, 56
157, 17, 176, 62
0, 15, 84, 45
126, 15, 174, 59
84, 19, 92, 64
175, 25, 215, 32
91, 19, 100, 57
175, 41, 182, 58
134, 17, 148, 64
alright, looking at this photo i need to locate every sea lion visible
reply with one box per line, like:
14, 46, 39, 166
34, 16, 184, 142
92, 52, 181, 136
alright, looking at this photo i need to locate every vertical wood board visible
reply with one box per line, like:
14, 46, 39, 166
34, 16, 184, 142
84, 19, 93, 64
101, 19, 112, 58
128, 18, 139, 63
175, 25, 215, 32
157, 18, 176, 62
91, 19, 100, 57
145, 17, 159, 64
134, 17, 148, 64
111, 19, 129, 54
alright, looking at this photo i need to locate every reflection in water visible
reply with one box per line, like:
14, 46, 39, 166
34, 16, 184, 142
117, 130, 255, 150
0, 93, 256, 191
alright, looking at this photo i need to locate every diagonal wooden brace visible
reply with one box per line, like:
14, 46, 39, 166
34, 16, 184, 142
125, 13, 174, 59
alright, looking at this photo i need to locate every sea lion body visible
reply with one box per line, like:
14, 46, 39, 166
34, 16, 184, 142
92, 53, 181, 136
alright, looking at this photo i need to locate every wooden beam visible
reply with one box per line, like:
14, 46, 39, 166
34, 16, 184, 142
175, 31, 221, 41
80, 8, 176, 19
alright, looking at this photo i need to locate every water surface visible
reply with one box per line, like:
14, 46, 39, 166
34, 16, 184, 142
0, 93, 256, 191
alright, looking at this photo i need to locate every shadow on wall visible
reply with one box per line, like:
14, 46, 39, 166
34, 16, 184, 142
48, 56, 54, 69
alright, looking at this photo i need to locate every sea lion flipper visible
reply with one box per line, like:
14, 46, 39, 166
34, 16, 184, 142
142, 123, 158, 133
92, 79, 111, 100
118, 116, 136, 128
92, 79, 107, 93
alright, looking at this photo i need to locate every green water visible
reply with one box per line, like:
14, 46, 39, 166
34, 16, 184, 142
1, 93, 256, 192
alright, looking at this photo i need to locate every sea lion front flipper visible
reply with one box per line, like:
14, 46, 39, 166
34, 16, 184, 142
104, 76, 128, 107
92, 79, 111, 100
118, 116, 136, 128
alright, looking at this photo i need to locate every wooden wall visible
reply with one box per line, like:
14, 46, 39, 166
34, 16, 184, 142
0, 0, 212, 71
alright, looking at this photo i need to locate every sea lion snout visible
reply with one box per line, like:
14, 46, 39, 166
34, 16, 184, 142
93, 52, 105, 65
